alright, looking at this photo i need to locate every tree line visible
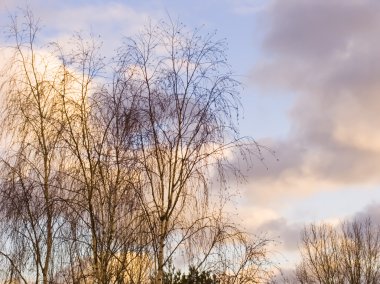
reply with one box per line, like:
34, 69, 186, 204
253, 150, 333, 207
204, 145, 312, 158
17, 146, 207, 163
0, 10, 272, 284
294, 218, 380, 283
270, 218, 380, 283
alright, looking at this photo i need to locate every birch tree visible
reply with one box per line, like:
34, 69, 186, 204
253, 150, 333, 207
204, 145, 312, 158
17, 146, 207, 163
0, 11, 66, 283
52, 34, 149, 283
117, 20, 262, 284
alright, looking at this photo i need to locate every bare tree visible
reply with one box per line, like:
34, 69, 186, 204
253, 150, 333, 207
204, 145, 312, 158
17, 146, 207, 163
52, 34, 150, 283
0, 12, 147, 283
296, 219, 380, 284
0, 10, 67, 283
116, 20, 263, 284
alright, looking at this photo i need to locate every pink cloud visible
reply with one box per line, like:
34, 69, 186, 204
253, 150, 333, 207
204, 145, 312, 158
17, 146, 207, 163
242, 0, 380, 204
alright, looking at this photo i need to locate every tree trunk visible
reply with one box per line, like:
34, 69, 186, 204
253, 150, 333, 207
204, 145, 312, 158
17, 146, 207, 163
156, 219, 166, 284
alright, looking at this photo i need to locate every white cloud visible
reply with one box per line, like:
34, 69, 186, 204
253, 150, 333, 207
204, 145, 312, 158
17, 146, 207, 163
1, 1, 162, 58
228, 0, 272, 15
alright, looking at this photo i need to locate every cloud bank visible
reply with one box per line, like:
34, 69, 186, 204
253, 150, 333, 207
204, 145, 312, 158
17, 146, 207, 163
244, 0, 380, 204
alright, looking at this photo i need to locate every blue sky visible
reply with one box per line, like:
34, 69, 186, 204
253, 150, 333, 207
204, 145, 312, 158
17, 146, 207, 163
2, 0, 380, 276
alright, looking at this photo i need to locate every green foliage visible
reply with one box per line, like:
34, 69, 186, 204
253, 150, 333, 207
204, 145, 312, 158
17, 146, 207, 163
164, 266, 220, 284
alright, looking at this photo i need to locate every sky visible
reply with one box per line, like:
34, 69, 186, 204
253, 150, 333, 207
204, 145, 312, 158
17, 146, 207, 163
2, 0, 380, 278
